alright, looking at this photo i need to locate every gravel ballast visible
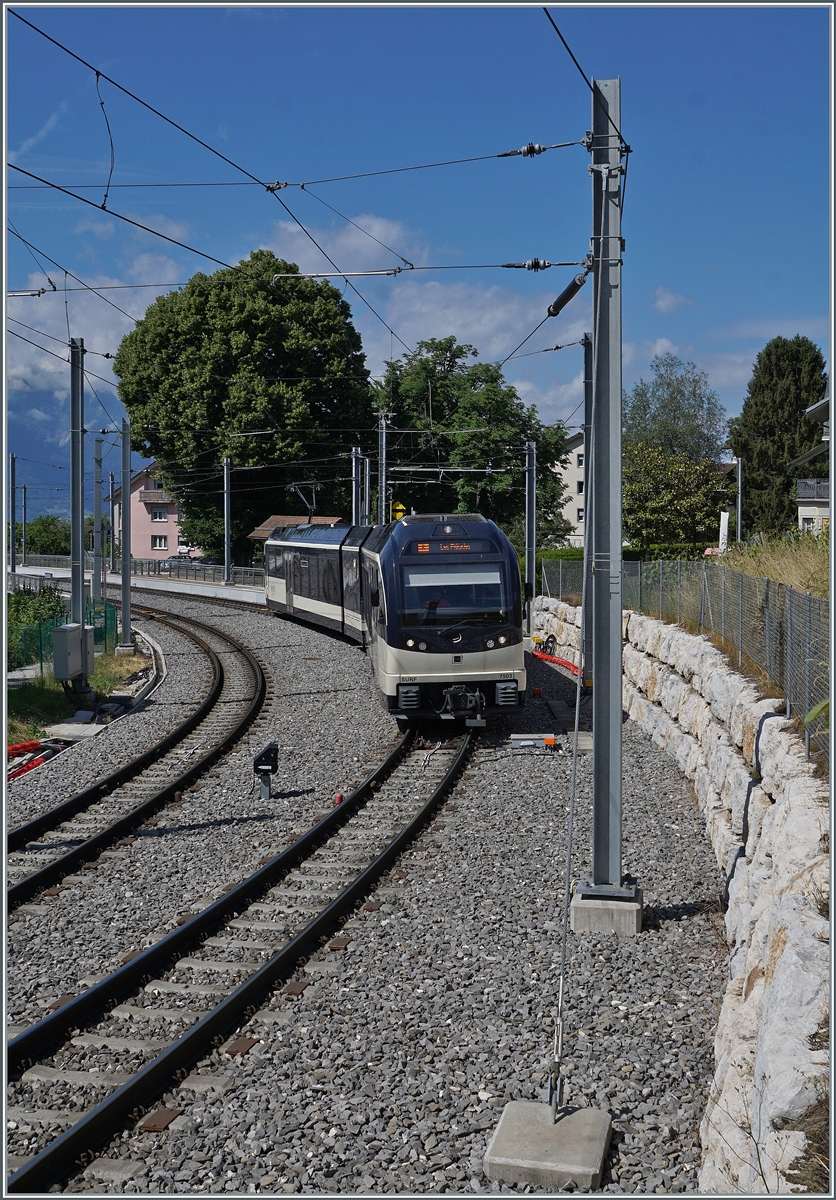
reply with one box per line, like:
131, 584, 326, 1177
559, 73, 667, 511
7, 596, 728, 1193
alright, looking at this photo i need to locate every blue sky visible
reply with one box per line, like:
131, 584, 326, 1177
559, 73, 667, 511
5, 4, 832, 518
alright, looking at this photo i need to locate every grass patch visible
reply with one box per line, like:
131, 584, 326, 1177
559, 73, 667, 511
784, 1091, 829, 1194
725, 530, 829, 598
7, 651, 152, 745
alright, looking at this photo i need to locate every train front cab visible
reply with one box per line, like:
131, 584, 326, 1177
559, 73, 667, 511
369, 516, 526, 725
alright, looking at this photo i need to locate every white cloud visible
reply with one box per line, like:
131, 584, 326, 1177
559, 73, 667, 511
266, 211, 427, 275
9, 101, 68, 162
652, 286, 692, 314
75, 218, 115, 240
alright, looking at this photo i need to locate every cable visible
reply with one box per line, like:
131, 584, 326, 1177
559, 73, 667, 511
272, 191, 412, 354
7, 328, 67, 363
7, 317, 114, 359
299, 187, 413, 268
542, 8, 628, 151
504, 339, 583, 362
84, 371, 119, 426
7, 218, 57, 290
8, 164, 242, 273
499, 316, 550, 367
95, 72, 115, 210
295, 141, 584, 186
7, 227, 141, 323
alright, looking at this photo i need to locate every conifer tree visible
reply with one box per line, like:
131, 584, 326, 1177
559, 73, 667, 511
729, 336, 828, 534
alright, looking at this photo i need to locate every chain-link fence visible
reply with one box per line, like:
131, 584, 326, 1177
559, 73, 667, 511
7, 596, 119, 676
542, 558, 829, 761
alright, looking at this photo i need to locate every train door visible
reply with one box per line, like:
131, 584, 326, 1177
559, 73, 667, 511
285, 549, 295, 612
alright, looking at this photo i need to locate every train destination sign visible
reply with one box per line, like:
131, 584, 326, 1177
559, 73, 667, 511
410, 539, 494, 554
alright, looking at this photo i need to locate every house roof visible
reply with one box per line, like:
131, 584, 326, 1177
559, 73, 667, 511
248, 515, 347, 540
107, 461, 159, 502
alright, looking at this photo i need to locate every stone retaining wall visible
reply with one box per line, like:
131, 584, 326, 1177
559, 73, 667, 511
533, 597, 830, 1194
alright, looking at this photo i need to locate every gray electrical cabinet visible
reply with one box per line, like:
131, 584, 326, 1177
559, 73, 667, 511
53, 624, 95, 680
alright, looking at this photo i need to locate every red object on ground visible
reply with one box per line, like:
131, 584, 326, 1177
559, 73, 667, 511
9, 756, 47, 780
532, 649, 579, 676
333, 792, 344, 806
8, 741, 42, 757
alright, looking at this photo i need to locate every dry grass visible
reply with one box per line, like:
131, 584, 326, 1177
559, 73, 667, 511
725, 530, 830, 598
7, 651, 151, 744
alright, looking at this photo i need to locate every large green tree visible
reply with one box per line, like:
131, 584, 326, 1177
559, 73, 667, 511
622, 443, 723, 552
113, 249, 374, 560
21, 514, 72, 555
623, 352, 727, 462
375, 337, 571, 551
729, 335, 828, 535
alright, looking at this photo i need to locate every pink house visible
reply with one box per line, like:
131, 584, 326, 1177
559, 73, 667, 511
110, 462, 199, 560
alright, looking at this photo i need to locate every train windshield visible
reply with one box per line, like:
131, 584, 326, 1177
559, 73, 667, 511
400, 562, 507, 626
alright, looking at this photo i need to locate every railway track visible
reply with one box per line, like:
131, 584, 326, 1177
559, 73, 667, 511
6, 727, 473, 1193
7, 608, 266, 909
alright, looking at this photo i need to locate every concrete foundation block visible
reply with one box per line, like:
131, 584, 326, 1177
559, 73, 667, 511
483, 1101, 612, 1190
570, 890, 643, 935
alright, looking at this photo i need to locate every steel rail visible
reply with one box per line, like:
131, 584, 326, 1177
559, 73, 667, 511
5, 728, 476, 1195
7, 613, 265, 908
7, 615, 220, 853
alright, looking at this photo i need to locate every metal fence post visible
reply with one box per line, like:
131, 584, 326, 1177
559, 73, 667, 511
38, 619, 44, 679
559, 559, 563, 602
782, 585, 786, 715
721, 564, 725, 643
677, 559, 681, 625
805, 591, 812, 760
638, 560, 642, 614
765, 577, 771, 682
739, 572, 744, 669
659, 559, 663, 620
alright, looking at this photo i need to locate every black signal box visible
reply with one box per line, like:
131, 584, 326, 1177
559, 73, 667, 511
253, 744, 279, 775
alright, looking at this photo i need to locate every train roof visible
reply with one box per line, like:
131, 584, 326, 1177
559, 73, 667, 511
265, 523, 353, 548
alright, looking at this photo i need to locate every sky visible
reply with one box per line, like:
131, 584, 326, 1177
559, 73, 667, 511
4, 3, 833, 520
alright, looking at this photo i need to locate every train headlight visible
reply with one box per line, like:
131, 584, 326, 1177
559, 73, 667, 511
486, 639, 495, 649
406, 638, 415, 648
419, 642, 427, 651
498, 635, 507, 645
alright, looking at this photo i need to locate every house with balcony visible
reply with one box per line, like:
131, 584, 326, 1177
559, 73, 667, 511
109, 462, 198, 560
791, 392, 830, 534
557, 431, 586, 547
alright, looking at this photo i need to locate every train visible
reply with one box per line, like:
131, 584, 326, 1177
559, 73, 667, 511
263, 514, 526, 727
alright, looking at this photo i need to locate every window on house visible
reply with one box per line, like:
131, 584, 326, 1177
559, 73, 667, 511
150, 508, 168, 521
577, 508, 584, 523
151, 534, 168, 551
801, 518, 815, 532
577, 480, 584, 494
577, 454, 584, 468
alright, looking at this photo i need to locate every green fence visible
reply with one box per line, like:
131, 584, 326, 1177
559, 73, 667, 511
7, 599, 118, 676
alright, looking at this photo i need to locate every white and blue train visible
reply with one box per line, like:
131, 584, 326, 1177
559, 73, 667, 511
264, 514, 526, 727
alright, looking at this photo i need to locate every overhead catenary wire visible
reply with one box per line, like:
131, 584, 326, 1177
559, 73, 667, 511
95, 71, 116, 210
499, 316, 551, 367
541, 7, 629, 152
7, 227, 142, 323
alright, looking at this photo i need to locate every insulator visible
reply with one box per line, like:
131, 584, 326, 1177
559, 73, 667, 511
521, 143, 545, 157
525, 259, 552, 272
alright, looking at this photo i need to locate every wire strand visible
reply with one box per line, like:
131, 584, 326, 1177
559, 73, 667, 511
7, 227, 143, 323
542, 8, 628, 150
95, 72, 116, 210
499, 316, 550, 366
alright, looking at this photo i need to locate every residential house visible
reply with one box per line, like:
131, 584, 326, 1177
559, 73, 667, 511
557, 431, 586, 547
791, 393, 830, 534
110, 463, 198, 560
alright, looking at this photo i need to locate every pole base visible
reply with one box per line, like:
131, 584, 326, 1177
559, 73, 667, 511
115, 642, 135, 657
483, 1101, 612, 1190
570, 881, 643, 936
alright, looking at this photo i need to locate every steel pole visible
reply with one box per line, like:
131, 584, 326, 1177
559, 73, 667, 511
590, 79, 624, 892
9, 452, 16, 572
378, 415, 387, 526
109, 472, 116, 572
119, 418, 133, 649
352, 446, 361, 527
736, 457, 743, 542
70, 340, 85, 630
363, 456, 371, 525
21, 483, 27, 566
582, 331, 594, 687
525, 441, 536, 635
223, 456, 232, 583
93, 438, 103, 603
